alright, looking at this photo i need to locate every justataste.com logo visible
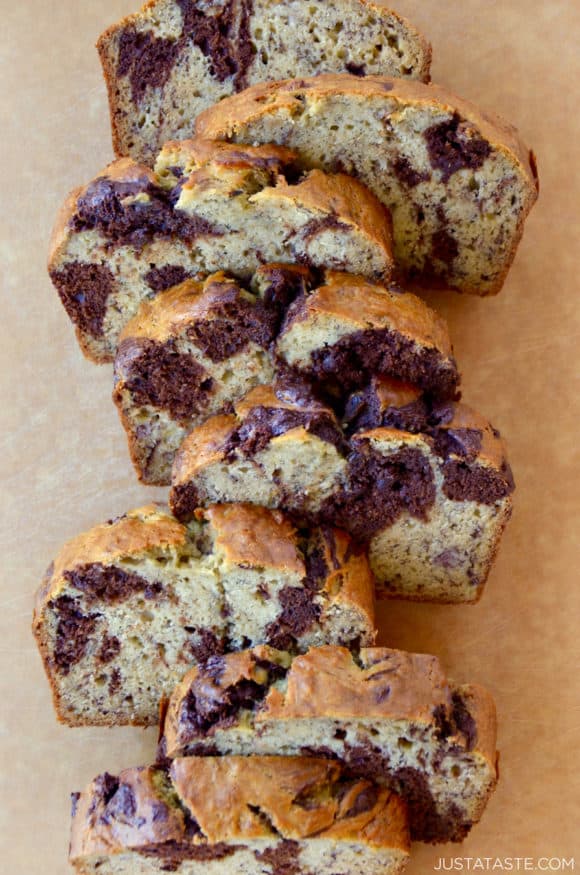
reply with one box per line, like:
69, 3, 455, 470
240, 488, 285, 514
434, 859, 575, 872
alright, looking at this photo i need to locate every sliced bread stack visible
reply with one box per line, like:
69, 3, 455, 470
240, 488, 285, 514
37, 0, 539, 868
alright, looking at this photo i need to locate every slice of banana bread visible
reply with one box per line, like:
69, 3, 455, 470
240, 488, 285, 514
170, 382, 514, 602
113, 271, 279, 485
196, 74, 539, 295
49, 139, 393, 362
275, 269, 459, 400
97, 0, 431, 164
69, 757, 409, 875
161, 644, 498, 843
114, 265, 458, 485
32, 503, 375, 726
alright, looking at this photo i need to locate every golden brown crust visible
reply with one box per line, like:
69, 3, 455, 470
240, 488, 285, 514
260, 646, 450, 722
33, 504, 187, 618
285, 270, 453, 356
196, 74, 537, 189
70, 757, 410, 863
171, 756, 409, 846
171, 413, 236, 485
201, 504, 305, 575
156, 138, 299, 177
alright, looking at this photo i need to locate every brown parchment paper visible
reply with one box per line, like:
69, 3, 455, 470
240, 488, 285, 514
0, 2, 578, 872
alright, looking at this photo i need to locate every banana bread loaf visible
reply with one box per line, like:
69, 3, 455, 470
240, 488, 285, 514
69, 756, 409, 875
170, 381, 514, 602
114, 266, 458, 485
32, 503, 375, 726
161, 644, 498, 843
195, 73, 539, 295
49, 139, 393, 362
97, 0, 431, 164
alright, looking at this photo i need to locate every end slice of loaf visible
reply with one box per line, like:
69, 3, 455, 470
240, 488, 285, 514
170, 381, 514, 602
97, 0, 431, 163
70, 756, 409, 875
161, 644, 498, 843
32, 503, 375, 726
114, 266, 458, 485
196, 74, 539, 295
49, 139, 393, 362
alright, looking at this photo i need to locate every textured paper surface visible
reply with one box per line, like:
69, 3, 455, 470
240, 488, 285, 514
0, 2, 578, 871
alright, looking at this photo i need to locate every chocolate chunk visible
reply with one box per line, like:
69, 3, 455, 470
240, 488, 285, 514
265, 585, 321, 650
451, 692, 477, 751
425, 113, 491, 182
188, 629, 225, 663
170, 481, 200, 523
109, 668, 122, 696
50, 262, 115, 338
392, 156, 431, 188
254, 840, 301, 875
254, 265, 314, 320
144, 265, 195, 292
116, 337, 214, 421
431, 226, 459, 264
433, 427, 483, 460
224, 402, 347, 460
346, 62, 366, 77
70, 176, 224, 248
442, 458, 514, 504
52, 596, 98, 674
178, 0, 255, 89
327, 445, 436, 542
186, 283, 277, 361
117, 28, 181, 103
343, 784, 379, 817
282, 306, 459, 400
98, 634, 121, 664
93, 772, 120, 806
179, 676, 265, 738
63, 563, 163, 604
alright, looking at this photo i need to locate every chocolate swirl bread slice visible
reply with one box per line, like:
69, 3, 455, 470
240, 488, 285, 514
70, 757, 409, 875
196, 74, 539, 295
97, 0, 431, 164
32, 503, 375, 726
49, 139, 393, 362
170, 381, 514, 602
161, 645, 498, 843
114, 265, 458, 485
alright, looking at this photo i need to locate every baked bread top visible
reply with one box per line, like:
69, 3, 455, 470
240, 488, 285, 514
70, 757, 410, 863
196, 73, 539, 295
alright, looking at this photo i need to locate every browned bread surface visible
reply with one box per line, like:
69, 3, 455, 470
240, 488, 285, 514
161, 644, 498, 842
97, 0, 431, 163
70, 756, 410, 874
114, 266, 458, 485
32, 503, 375, 726
170, 382, 514, 602
48, 140, 393, 362
196, 73, 539, 295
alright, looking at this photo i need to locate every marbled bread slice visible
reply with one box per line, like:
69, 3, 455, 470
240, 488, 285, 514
169, 381, 514, 602
161, 644, 498, 843
49, 139, 393, 362
32, 503, 375, 726
196, 73, 539, 295
69, 757, 409, 875
97, 0, 431, 163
